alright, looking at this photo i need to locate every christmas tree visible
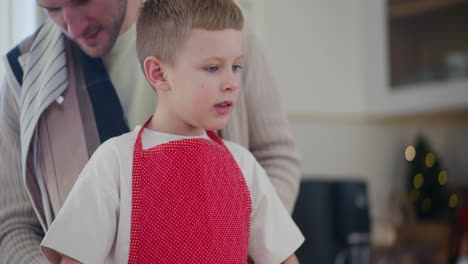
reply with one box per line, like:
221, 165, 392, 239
405, 135, 455, 220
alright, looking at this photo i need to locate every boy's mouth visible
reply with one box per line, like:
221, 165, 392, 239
215, 103, 231, 107
214, 101, 233, 115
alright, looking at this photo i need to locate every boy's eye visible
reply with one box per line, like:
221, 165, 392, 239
232, 65, 242, 72
205, 66, 219, 73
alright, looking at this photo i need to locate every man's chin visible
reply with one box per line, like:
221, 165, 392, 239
78, 44, 111, 58
69, 27, 119, 58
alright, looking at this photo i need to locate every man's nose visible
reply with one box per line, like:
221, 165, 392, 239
62, 8, 88, 39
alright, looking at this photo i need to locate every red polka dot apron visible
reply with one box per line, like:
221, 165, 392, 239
128, 117, 252, 263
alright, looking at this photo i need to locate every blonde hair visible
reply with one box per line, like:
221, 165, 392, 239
137, 0, 244, 66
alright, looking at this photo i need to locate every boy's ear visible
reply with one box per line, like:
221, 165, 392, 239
143, 56, 170, 91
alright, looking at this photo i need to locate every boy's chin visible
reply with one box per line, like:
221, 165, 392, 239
205, 126, 225, 132
199, 117, 231, 132
204, 123, 228, 132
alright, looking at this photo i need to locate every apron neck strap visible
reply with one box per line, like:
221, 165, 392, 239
134, 115, 154, 154
135, 116, 224, 153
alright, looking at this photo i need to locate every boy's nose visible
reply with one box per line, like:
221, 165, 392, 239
221, 71, 239, 92
62, 8, 88, 39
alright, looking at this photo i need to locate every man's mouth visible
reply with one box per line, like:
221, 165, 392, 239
81, 27, 101, 45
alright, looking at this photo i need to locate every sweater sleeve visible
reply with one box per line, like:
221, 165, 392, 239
0, 56, 49, 264
41, 140, 120, 264
224, 141, 304, 263
241, 24, 302, 213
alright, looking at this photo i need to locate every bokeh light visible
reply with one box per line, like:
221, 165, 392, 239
413, 173, 424, 189
422, 198, 431, 213
449, 194, 459, 209
405, 146, 416, 162
425, 153, 436, 168
438, 171, 448, 185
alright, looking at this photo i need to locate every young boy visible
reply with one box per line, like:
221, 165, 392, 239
41, 0, 304, 263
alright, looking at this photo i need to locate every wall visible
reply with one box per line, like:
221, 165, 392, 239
262, 0, 367, 114
1, 0, 466, 246
0, 1, 12, 81
290, 118, 468, 244
0, 0, 39, 81
256, 0, 468, 244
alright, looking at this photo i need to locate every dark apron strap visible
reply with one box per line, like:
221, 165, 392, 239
77, 47, 129, 143
6, 45, 24, 86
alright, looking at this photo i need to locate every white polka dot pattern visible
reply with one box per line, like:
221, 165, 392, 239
128, 117, 252, 263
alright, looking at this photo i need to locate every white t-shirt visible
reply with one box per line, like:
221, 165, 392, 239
41, 127, 304, 264
102, 24, 155, 130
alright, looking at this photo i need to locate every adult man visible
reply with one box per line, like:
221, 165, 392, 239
0, 0, 301, 262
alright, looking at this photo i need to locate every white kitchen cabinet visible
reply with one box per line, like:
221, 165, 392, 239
364, 0, 468, 116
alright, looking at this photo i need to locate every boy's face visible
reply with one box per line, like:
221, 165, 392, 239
162, 29, 243, 136
37, 0, 127, 57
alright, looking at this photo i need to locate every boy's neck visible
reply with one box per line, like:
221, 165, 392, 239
147, 111, 206, 137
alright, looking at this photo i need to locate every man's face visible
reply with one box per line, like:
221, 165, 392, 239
37, 0, 127, 57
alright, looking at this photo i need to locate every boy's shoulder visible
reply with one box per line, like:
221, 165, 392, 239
92, 130, 139, 160
222, 139, 257, 166
104, 129, 139, 148
223, 139, 248, 154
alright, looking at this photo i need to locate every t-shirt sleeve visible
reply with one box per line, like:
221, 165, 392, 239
41, 139, 121, 264
226, 142, 305, 264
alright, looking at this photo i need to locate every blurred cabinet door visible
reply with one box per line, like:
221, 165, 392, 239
364, 0, 468, 116
292, 180, 370, 264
